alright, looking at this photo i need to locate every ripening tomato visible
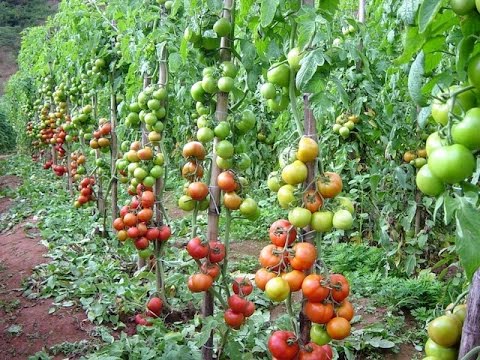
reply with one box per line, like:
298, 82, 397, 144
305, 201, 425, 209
208, 241, 226, 263
281, 270, 306, 292
224, 308, 244, 329
265, 277, 290, 302
326, 317, 351, 340
200, 262, 221, 279
268, 331, 299, 360
282, 160, 308, 185
182, 161, 204, 181
187, 181, 209, 201
138, 208, 153, 222
217, 171, 237, 192
297, 137, 319, 163
178, 194, 195, 211
228, 294, 248, 314
113, 218, 125, 231
259, 244, 287, 271
302, 274, 330, 302
336, 300, 354, 321
183, 141, 206, 160
298, 342, 327, 360
330, 274, 350, 302
187, 273, 213, 292
427, 315, 462, 347
303, 189, 323, 213
232, 277, 253, 296
255, 268, 277, 290
223, 191, 242, 210
304, 301, 334, 324
147, 297, 163, 316
316, 172, 343, 198
290, 242, 317, 271
146, 227, 160, 241
269, 219, 297, 247
186, 237, 209, 259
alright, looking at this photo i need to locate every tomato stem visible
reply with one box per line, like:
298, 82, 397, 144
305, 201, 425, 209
286, 292, 300, 338
220, 209, 232, 298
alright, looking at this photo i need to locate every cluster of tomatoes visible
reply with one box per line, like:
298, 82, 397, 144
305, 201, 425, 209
268, 330, 333, 360
268, 137, 355, 232
74, 177, 95, 208
423, 303, 467, 360
52, 164, 68, 177
71, 104, 97, 141
185, 236, 224, 292
89, 118, 112, 151
177, 141, 210, 212
69, 152, 86, 182
403, 148, 427, 169
260, 48, 303, 112
332, 113, 360, 139
135, 296, 164, 326
183, 13, 231, 52
113, 186, 171, 256
115, 141, 165, 192
123, 84, 167, 143
224, 277, 255, 329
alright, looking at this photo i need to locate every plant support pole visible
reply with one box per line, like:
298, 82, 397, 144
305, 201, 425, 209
203, 1, 234, 359
459, 269, 480, 357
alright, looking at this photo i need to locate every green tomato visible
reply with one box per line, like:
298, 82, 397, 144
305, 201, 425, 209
150, 165, 164, 179
426, 132, 447, 156
281, 160, 308, 185
129, 102, 141, 113
267, 63, 290, 87
288, 207, 312, 228
197, 115, 209, 128
277, 184, 297, 209
147, 99, 162, 111
202, 67, 215, 77
450, 0, 476, 14
134, 167, 148, 181
335, 196, 355, 214
202, 76, 218, 94
339, 126, 350, 138
236, 153, 251, 171
144, 112, 158, 126
267, 95, 289, 112
332, 209, 354, 230
236, 109, 256, 133
191, 81, 205, 101
427, 315, 462, 347
332, 124, 342, 133
239, 198, 258, 217
153, 87, 167, 101
267, 171, 283, 192
154, 153, 165, 166
178, 195, 195, 211
218, 76, 234, 92
143, 176, 156, 187
428, 144, 476, 184
287, 47, 303, 72
468, 52, 480, 89
452, 107, 480, 150
432, 85, 477, 125
213, 18, 231, 37
197, 127, 215, 143
214, 121, 231, 139
221, 61, 238, 78
265, 277, 290, 302
310, 324, 331, 346
215, 140, 234, 159
260, 82, 276, 100
424, 338, 458, 360
216, 156, 233, 170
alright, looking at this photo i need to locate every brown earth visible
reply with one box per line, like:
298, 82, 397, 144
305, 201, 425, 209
0, 175, 93, 359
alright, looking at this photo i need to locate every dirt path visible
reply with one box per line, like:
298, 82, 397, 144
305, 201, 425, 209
0, 175, 92, 359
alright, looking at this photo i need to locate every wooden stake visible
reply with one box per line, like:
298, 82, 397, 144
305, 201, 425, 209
459, 269, 480, 358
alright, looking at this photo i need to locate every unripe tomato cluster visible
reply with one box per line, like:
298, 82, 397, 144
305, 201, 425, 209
183, 13, 231, 52
403, 148, 427, 169
422, 303, 467, 360
71, 105, 96, 139
268, 137, 355, 232
332, 113, 360, 139
74, 177, 95, 208
114, 186, 171, 258
89, 118, 112, 150
124, 84, 167, 143
115, 141, 165, 191
135, 296, 164, 327
186, 236, 224, 292
416, 85, 479, 197
260, 48, 303, 112
224, 277, 255, 329
70, 152, 86, 182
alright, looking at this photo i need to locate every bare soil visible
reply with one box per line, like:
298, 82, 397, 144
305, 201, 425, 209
0, 175, 92, 359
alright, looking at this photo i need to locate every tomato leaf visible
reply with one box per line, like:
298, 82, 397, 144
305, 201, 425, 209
260, 0, 279, 27
408, 51, 428, 107
417, 0, 442, 33
395, 26, 425, 65
330, 76, 349, 107
398, 0, 421, 25
456, 36, 475, 81
296, 48, 325, 90
239, 0, 255, 19
455, 198, 480, 280
318, 0, 339, 18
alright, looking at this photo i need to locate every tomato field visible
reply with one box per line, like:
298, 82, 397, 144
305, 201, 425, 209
0, 0, 480, 359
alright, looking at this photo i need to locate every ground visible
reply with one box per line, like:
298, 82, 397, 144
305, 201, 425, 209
0, 175, 92, 359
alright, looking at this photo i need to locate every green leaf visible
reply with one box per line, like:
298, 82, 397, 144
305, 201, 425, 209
296, 48, 325, 90
408, 51, 428, 106
239, 0, 255, 19
330, 76, 349, 107
417, 0, 443, 33
456, 36, 475, 81
260, 0, 279, 27
395, 26, 426, 65
455, 198, 480, 280
318, 0, 339, 18
179, 38, 188, 63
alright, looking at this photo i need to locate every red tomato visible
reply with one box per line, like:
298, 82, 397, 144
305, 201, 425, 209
290, 242, 317, 270
224, 308, 244, 329
302, 274, 330, 302
186, 237, 209, 259
208, 241, 226, 263
268, 331, 300, 360
232, 277, 253, 296
269, 219, 297, 247
330, 274, 350, 302
317, 172, 343, 198
304, 302, 334, 324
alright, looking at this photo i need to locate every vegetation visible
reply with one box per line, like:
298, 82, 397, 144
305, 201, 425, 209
0, 0, 479, 359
